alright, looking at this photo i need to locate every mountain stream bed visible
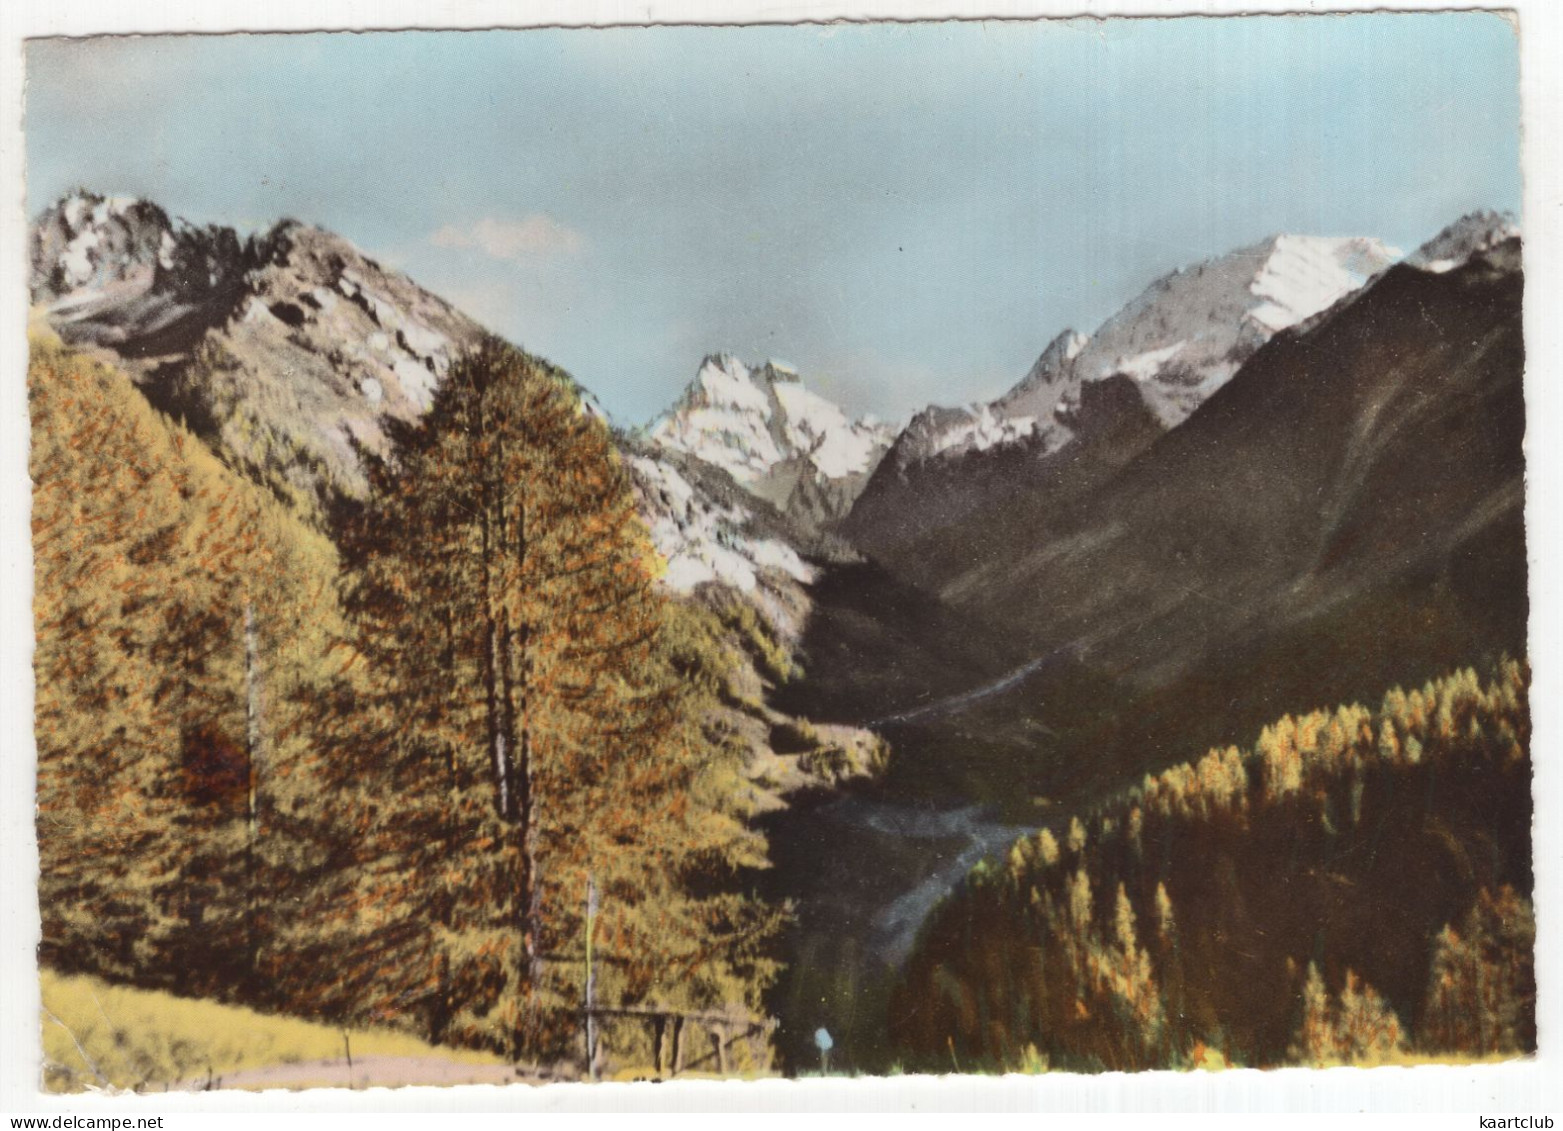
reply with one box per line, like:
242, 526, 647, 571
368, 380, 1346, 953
760, 795, 1032, 1074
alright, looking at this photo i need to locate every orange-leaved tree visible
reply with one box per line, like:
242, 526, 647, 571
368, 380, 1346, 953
339, 336, 778, 1061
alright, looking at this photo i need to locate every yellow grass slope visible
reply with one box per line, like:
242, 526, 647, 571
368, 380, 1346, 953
40, 970, 509, 1093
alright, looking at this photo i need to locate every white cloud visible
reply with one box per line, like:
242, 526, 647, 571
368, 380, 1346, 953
428, 214, 585, 260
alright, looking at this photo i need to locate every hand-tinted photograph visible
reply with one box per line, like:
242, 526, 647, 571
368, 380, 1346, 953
23, 13, 1529, 1090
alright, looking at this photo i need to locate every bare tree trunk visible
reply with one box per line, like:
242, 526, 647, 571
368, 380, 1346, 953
480, 495, 511, 819
500, 475, 542, 1054
585, 876, 598, 1080
243, 599, 262, 980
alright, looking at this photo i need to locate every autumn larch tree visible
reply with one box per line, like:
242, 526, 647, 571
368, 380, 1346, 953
340, 336, 778, 1061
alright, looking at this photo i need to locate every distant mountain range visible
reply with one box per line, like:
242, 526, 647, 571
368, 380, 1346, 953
856, 211, 1520, 663
31, 192, 489, 514
843, 232, 1401, 575
30, 189, 1524, 777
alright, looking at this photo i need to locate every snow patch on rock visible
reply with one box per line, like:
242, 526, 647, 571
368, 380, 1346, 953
628, 453, 816, 597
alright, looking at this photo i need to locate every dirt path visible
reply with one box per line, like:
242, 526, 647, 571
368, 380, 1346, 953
865, 643, 1077, 726
178, 1055, 540, 1091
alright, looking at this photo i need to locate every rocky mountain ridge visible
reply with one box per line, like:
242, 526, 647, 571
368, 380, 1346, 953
840, 220, 1520, 587
31, 190, 489, 514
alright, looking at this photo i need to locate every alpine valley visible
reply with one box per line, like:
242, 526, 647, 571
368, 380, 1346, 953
29, 192, 1530, 1082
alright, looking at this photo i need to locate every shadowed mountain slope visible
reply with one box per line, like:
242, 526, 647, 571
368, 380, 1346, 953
947, 241, 1525, 691
789, 240, 1524, 813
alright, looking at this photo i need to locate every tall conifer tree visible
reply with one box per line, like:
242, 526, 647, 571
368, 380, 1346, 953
341, 337, 778, 1059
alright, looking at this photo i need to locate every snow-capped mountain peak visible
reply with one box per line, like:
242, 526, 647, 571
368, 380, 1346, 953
644, 353, 893, 527
889, 231, 1400, 479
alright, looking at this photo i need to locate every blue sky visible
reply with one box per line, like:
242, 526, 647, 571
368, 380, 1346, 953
25, 14, 1521, 425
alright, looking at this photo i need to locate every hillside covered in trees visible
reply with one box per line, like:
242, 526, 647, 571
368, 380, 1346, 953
30, 331, 808, 1077
890, 660, 1534, 1071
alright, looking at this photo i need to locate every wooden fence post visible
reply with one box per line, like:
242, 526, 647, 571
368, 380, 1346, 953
652, 1014, 667, 1077
584, 876, 598, 1081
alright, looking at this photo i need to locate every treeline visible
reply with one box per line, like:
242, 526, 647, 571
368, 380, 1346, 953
32, 333, 786, 1068
890, 660, 1533, 1070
